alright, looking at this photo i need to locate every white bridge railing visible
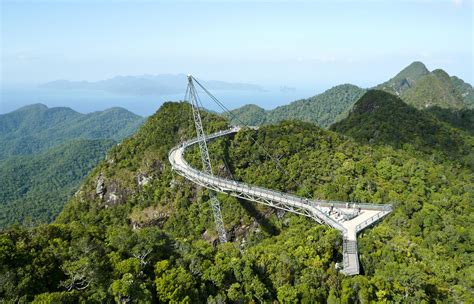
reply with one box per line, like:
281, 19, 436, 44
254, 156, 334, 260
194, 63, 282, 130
169, 127, 392, 276
170, 143, 347, 231
355, 208, 392, 233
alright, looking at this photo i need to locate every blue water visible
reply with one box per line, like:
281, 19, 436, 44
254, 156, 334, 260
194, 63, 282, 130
0, 85, 320, 116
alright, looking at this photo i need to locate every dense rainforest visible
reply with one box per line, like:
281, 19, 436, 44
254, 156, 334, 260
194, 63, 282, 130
376, 61, 473, 110
0, 139, 115, 228
228, 61, 474, 129
225, 84, 366, 128
0, 104, 144, 159
330, 90, 474, 170
2, 61, 471, 231
0, 104, 144, 228
1, 100, 472, 303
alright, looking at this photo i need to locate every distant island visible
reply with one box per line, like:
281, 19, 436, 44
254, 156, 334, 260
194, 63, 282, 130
40, 74, 264, 96
279, 86, 297, 93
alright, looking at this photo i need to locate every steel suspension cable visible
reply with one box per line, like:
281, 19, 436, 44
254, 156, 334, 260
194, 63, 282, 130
191, 76, 317, 201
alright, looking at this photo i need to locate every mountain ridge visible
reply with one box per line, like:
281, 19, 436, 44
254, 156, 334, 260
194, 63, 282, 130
376, 61, 430, 95
226, 84, 366, 128
226, 61, 472, 129
400, 68, 465, 109
330, 90, 474, 169
0, 104, 145, 228
376, 62, 469, 109
1, 63, 473, 302
0, 104, 144, 159
1, 101, 471, 302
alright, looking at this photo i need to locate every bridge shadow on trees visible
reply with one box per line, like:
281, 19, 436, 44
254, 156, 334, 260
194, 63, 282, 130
236, 197, 279, 237
219, 145, 280, 237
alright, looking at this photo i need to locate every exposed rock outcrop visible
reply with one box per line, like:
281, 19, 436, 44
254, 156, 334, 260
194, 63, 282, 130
95, 174, 106, 199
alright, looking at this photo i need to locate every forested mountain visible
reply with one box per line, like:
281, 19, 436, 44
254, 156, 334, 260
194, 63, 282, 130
226, 84, 366, 128
227, 62, 472, 129
264, 84, 366, 127
376, 61, 430, 95
401, 69, 465, 109
377, 62, 469, 109
0, 104, 144, 229
0, 104, 144, 159
330, 90, 474, 169
1, 102, 471, 303
426, 106, 474, 135
451, 75, 474, 108
0, 139, 115, 228
225, 104, 267, 125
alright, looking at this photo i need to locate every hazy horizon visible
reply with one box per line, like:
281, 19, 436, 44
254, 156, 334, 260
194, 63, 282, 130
1, 61, 471, 115
2, 0, 473, 89
1, 0, 473, 115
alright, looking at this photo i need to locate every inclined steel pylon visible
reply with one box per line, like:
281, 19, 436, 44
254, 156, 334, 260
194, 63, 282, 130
186, 75, 227, 243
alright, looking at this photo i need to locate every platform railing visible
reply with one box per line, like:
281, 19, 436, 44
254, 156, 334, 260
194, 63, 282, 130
355, 208, 392, 232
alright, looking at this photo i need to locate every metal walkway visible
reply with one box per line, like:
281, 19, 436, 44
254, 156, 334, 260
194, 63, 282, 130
168, 127, 392, 275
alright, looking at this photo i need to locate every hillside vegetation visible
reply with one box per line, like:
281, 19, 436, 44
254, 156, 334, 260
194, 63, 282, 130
0, 104, 144, 228
0, 139, 115, 228
225, 104, 267, 126
228, 62, 473, 130
226, 84, 366, 128
377, 62, 469, 109
0, 104, 144, 159
451, 75, 474, 108
331, 90, 474, 169
1, 102, 472, 303
376, 61, 430, 95
426, 106, 474, 135
401, 69, 465, 109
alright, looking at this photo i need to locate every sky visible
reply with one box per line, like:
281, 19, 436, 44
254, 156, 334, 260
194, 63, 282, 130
1, 0, 473, 89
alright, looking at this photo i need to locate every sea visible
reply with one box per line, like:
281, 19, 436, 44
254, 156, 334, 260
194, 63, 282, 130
0, 85, 320, 116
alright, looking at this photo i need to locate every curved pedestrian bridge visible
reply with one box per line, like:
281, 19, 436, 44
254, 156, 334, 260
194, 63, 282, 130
169, 126, 392, 275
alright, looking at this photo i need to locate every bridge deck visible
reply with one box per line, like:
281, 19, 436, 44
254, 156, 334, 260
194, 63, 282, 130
168, 127, 392, 275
